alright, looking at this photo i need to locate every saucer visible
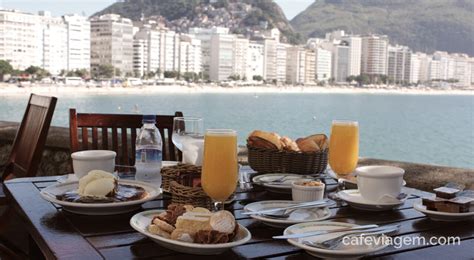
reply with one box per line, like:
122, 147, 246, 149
413, 200, 474, 221
337, 189, 406, 211
243, 200, 332, 228
327, 167, 407, 187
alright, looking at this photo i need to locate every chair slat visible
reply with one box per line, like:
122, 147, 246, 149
92, 128, 98, 149
102, 127, 108, 150
121, 128, 129, 165
81, 127, 88, 150
112, 128, 118, 164
131, 128, 137, 164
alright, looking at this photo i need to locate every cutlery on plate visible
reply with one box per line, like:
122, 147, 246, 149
273, 224, 379, 239
243, 199, 333, 216
302, 224, 400, 249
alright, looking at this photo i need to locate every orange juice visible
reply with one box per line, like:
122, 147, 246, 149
329, 121, 359, 177
201, 130, 238, 202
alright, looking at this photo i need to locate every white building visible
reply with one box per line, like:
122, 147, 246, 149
209, 33, 235, 81
305, 50, 316, 84
315, 47, 332, 82
179, 34, 202, 74
276, 43, 288, 83
430, 51, 455, 80
132, 24, 161, 77
361, 35, 389, 76
387, 45, 412, 84
233, 37, 248, 79
90, 14, 134, 76
189, 27, 229, 78
451, 54, 472, 86
0, 9, 40, 70
286, 47, 306, 84
325, 31, 361, 77
163, 30, 180, 72
62, 14, 90, 71
332, 43, 350, 83
415, 52, 431, 83
38, 11, 68, 75
246, 41, 264, 80
263, 38, 278, 82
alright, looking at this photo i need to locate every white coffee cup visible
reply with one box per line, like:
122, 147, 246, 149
356, 165, 405, 202
71, 150, 116, 179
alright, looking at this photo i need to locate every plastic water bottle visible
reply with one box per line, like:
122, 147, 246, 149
135, 115, 162, 187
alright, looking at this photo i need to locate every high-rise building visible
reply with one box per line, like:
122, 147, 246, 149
246, 41, 264, 80
209, 33, 235, 81
361, 35, 389, 76
415, 52, 431, 83
132, 23, 161, 77
62, 14, 90, 71
263, 38, 278, 82
315, 47, 332, 82
233, 37, 248, 79
90, 14, 134, 76
430, 51, 455, 80
325, 31, 361, 77
332, 43, 350, 83
38, 11, 68, 75
276, 43, 288, 83
163, 30, 180, 72
286, 47, 306, 84
387, 45, 412, 83
0, 9, 40, 70
305, 50, 316, 84
189, 27, 229, 78
179, 34, 202, 74
451, 54, 472, 86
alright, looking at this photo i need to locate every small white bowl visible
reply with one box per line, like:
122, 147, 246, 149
71, 150, 116, 179
291, 180, 325, 202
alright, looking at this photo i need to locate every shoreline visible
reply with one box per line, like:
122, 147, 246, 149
0, 83, 473, 96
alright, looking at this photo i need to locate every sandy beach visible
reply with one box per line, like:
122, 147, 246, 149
0, 83, 472, 96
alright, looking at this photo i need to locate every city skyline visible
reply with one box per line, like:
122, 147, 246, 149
0, 0, 312, 19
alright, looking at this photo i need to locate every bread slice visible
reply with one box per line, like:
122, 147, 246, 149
175, 212, 212, 235
247, 130, 282, 150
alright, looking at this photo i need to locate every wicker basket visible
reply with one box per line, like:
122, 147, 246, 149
161, 164, 201, 192
247, 145, 328, 175
169, 181, 213, 210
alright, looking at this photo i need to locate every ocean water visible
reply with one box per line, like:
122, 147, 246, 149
1, 92, 473, 169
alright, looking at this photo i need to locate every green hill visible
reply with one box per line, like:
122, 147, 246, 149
93, 0, 302, 44
291, 0, 474, 55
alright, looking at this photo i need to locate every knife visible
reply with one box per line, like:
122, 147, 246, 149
273, 224, 380, 239
242, 199, 333, 215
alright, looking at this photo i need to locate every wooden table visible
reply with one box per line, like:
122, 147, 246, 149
4, 170, 474, 260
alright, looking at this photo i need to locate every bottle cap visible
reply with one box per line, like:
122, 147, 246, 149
142, 115, 156, 123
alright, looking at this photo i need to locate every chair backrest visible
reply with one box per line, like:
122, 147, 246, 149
2, 94, 57, 180
69, 109, 183, 166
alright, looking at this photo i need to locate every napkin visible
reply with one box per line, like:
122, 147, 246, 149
182, 139, 204, 166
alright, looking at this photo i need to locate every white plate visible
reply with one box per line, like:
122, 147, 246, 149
252, 173, 314, 194
130, 209, 251, 255
40, 180, 161, 215
284, 221, 389, 259
413, 200, 474, 221
338, 189, 406, 211
244, 200, 332, 228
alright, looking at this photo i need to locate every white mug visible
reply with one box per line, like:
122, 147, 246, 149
356, 165, 405, 202
71, 150, 116, 179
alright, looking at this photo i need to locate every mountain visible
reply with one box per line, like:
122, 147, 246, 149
291, 0, 474, 55
93, 0, 302, 44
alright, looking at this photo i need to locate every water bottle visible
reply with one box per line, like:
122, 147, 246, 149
135, 115, 162, 187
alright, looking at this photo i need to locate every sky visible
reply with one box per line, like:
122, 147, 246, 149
0, 0, 313, 19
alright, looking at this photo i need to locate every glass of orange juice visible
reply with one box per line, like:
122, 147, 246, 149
329, 120, 359, 178
201, 129, 238, 211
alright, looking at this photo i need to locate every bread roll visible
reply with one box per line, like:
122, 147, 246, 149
280, 136, 300, 152
247, 130, 282, 150
296, 138, 320, 153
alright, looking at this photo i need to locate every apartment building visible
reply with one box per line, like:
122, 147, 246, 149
63, 14, 90, 71
315, 47, 332, 82
90, 14, 134, 76
276, 43, 288, 83
179, 34, 202, 74
132, 24, 161, 77
361, 35, 389, 76
263, 38, 278, 82
209, 33, 235, 81
246, 41, 264, 80
189, 27, 229, 78
286, 46, 306, 84
38, 11, 68, 75
305, 50, 316, 84
233, 37, 249, 79
387, 45, 412, 83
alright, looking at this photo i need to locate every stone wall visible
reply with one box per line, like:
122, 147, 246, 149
0, 121, 71, 177
0, 121, 472, 191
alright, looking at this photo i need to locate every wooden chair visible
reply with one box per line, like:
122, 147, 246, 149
69, 109, 183, 166
2, 94, 57, 183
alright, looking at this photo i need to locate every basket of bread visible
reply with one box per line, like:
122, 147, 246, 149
247, 130, 329, 175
